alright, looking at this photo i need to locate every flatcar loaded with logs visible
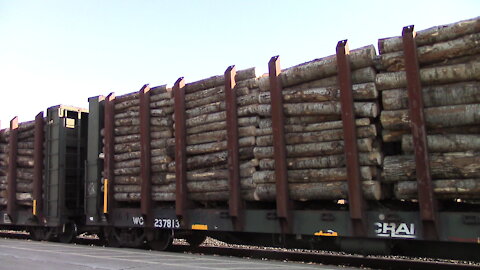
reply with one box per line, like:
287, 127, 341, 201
1, 17, 480, 260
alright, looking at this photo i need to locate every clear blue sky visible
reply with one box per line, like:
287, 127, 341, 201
0, 0, 479, 126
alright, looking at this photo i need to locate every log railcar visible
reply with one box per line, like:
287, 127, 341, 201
1, 17, 480, 260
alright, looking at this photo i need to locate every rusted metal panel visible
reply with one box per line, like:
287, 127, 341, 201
225, 65, 244, 231
139, 84, 152, 223
336, 40, 366, 237
7, 117, 18, 220
103, 93, 116, 215
268, 56, 292, 234
173, 77, 188, 219
402, 25, 438, 240
33, 112, 44, 218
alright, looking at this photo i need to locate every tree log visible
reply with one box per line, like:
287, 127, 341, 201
186, 147, 254, 169
115, 111, 139, 120
114, 151, 141, 162
381, 104, 480, 130
114, 99, 139, 112
375, 61, 480, 90
150, 107, 174, 116
382, 82, 480, 110
378, 17, 480, 54
17, 156, 34, 167
253, 181, 382, 201
184, 84, 255, 103
115, 118, 139, 127
150, 89, 172, 102
114, 142, 140, 154
394, 179, 480, 200
150, 99, 173, 108
151, 117, 173, 127
186, 126, 256, 145
114, 134, 140, 144
383, 152, 480, 182
114, 159, 140, 169
253, 166, 377, 183
182, 136, 255, 155
257, 45, 376, 90
17, 149, 34, 156
379, 32, 480, 71
186, 117, 259, 134
383, 125, 480, 142
151, 138, 169, 149
255, 125, 377, 146
166, 160, 257, 182
258, 117, 368, 130
258, 151, 383, 169
184, 67, 257, 94
402, 134, 480, 153
113, 167, 140, 176
114, 126, 139, 136
151, 130, 173, 139
253, 138, 374, 159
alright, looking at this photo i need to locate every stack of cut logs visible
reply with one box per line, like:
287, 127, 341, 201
0, 128, 8, 206
0, 120, 39, 206
112, 91, 143, 201
164, 68, 260, 201
251, 45, 384, 201
377, 16, 480, 200
112, 87, 176, 202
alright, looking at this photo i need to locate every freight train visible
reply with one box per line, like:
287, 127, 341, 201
1, 17, 479, 260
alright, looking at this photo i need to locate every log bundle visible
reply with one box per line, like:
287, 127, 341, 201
0, 120, 42, 207
378, 17, 480, 201
251, 45, 384, 201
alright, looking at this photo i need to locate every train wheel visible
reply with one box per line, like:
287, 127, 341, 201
185, 234, 206, 248
105, 228, 121, 248
30, 228, 48, 241
58, 222, 78, 243
148, 229, 173, 251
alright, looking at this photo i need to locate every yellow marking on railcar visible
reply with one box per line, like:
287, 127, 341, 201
314, 230, 338, 237
103, 179, 108, 214
32, 200, 37, 216
191, 224, 208, 230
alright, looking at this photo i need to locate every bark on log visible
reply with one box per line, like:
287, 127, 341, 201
114, 159, 140, 169
113, 167, 140, 176
17, 156, 34, 167
186, 147, 254, 169
122, 190, 256, 202
114, 111, 139, 120
114, 134, 140, 144
383, 152, 480, 182
151, 138, 169, 149
115, 92, 139, 103
375, 61, 480, 90
150, 107, 174, 117
17, 149, 34, 156
253, 180, 382, 201
394, 179, 480, 200
378, 17, 480, 54
114, 118, 139, 127
166, 160, 257, 182
402, 134, 480, 153
18, 142, 34, 149
253, 138, 374, 159
258, 117, 369, 130
185, 109, 259, 128
253, 166, 377, 183
258, 151, 383, 169
18, 120, 36, 132
114, 126, 139, 136
379, 32, 480, 71
151, 117, 173, 127
381, 82, 480, 110
182, 136, 255, 155
186, 126, 256, 145
114, 142, 140, 154
382, 125, 480, 142
151, 155, 172, 165
114, 99, 139, 112
257, 45, 376, 90
381, 104, 480, 130
151, 130, 173, 139
18, 129, 35, 140
184, 67, 257, 94
150, 99, 173, 108
186, 117, 259, 135
150, 89, 172, 102
114, 151, 141, 162
255, 125, 377, 146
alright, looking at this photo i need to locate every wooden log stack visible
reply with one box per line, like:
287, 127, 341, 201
378, 17, 480, 201
252, 45, 384, 201
0, 119, 43, 207
0, 128, 8, 206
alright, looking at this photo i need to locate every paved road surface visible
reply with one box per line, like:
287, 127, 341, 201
0, 238, 360, 270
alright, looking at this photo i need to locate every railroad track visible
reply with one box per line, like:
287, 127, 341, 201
1, 231, 479, 270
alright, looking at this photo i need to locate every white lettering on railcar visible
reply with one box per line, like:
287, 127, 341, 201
374, 222, 416, 239
154, 218, 180, 229
132, 216, 144, 226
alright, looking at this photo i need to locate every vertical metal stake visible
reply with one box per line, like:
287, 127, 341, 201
402, 25, 438, 240
268, 56, 292, 234
139, 84, 152, 225
225, 65, 244, 231
173, 77, 188, 223
336, 40, 366, 237
103, 93, 116, 216
33, 112, 45, 218
7, 117, 19, 221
